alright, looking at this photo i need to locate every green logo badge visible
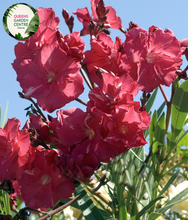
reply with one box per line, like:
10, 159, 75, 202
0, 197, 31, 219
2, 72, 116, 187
3, 3, 39, 40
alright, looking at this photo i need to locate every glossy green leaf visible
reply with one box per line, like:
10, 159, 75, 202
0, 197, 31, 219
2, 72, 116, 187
133, 146, 145, 170
158, 171, 179, 197
162, 154, 188, 175
74, 184, 105, 220
153, 112, 165, 153
149, 110, 158, 147
148, 212, 162, 220
136, 197, 163, 220
171, 80, 188, 141
158, 187, 188, 213
146, 87, 158, 113
119, 201, 128, 220
1, 191, 10, 215
157, 101, 166, 118
130, 202, 136, 220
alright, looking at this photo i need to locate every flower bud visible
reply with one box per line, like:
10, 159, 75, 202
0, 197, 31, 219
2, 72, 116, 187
96, 0, 105, 17
62, 8, 69, 23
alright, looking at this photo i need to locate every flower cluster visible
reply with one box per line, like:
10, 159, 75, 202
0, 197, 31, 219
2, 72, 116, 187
12, 8, 84, 113
0, 0, 186, 211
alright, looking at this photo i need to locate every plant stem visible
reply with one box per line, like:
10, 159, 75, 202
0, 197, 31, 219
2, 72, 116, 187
18, 92, 47, 121
159, 85, 169, 103
81, 64, 96, 89
80, 67, 93, 90
37, 195, 82, 220
75, 97, 87, 106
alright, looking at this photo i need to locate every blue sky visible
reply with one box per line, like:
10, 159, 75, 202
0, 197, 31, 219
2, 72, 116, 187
1, 0, 188, 128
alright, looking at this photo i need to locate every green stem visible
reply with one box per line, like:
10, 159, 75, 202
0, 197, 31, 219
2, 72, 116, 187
160, 148, 173, 176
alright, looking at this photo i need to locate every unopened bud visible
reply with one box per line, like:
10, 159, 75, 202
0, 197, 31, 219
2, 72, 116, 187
119, 27, 126, 34
18, 91, 25, 98
102, 29, 111, 35
176, 69, 187, 80
104, 8, 110, 16
67, 16, 74, 33
127, 21, 138, 31
96, 0, 105, 17
62, 8, 69, 23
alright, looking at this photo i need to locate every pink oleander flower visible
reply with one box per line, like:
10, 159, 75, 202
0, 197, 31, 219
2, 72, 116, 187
121, 26, 182, 92
87, 71, 138, 114
0, 118, 33, 180
60, 153, 99, 182
84, 33, 122, 84
18, 147, 75, 209
55, 107, 116, 162
58, 31, 85, 62
12, 42, 84, 113
103, 104, 150, 154
73, 0, 122, 36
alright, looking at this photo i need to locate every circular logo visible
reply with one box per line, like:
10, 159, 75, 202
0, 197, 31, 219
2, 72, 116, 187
3, 3, 39, 40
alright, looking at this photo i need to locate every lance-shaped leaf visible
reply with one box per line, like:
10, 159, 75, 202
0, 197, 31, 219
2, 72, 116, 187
74, 184, 105, 220
136, 197, 163, 219
148, 212, 162, 220
153, 112, 165, 153
158, 188, 188, 213
146, 87, 158, 113
171, 80, 188, 142
149, 110, 158, 147
157, 101, 166, 118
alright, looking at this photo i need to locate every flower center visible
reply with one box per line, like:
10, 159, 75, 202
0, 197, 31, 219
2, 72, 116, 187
120, 124, 128, 135
146, 52, 157, 63
85, 129, 95, 140
41, 174, 51, 185
47, 71, 55, 82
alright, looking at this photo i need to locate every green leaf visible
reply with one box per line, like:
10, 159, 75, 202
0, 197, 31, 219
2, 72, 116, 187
157, 101, 166, 118
1, 191, 10, 215
74, 184, 105, 220
148, 212, 162, 220
130, 202, 136, 220
133, 147, 145, 170
149, 110, 157, 147
177, 131, 188, 148
119, 201, 128, 220
146, 87, 158, 113
158, 171, 179, 197
162, 155, 188, 175
171, 80, 188, 142
158, 187, 188, 213
136, 197, 163, 220
153, 112, 165, 153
